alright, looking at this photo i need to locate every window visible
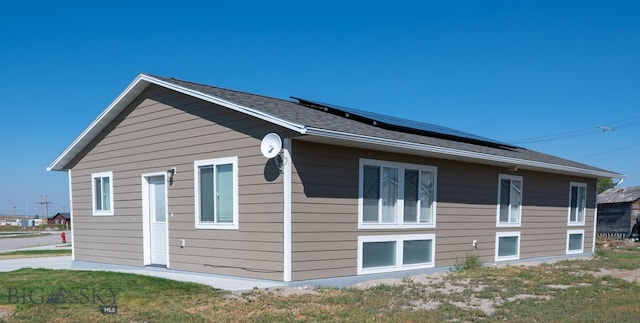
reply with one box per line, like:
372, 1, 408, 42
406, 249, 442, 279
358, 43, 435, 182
194, 157, 238, 229
497, 174, 522, 227
358, 234, 435, 274
568, 182, 587, 225
359, 159, 436, 229
566, 230, 584, 254
91, 172, 113, 216
495, 231, 520, 261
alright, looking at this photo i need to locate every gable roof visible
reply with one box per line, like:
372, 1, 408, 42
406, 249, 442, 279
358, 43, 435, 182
49, 212, 70, 220
598, 186, 640, 204
48, 73, 623, 180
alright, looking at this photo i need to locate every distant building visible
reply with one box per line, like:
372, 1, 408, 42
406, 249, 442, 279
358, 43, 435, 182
20, 219, 36, 227
48, 212, 71, 225
597, 186, 640, 238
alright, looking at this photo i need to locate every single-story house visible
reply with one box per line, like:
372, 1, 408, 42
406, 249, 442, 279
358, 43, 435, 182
597, 186, 640, 238
47, 73, 623, 284
48, 212, 71, 225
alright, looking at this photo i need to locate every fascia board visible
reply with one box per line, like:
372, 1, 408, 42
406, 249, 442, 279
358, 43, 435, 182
47, 74, 307, 171
304, 127, 625, 179
143, 76, 306, 134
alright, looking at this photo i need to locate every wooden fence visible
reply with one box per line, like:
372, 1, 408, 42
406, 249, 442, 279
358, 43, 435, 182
596, 231, 627, 240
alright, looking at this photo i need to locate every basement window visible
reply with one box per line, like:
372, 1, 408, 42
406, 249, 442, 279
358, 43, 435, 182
495, 231, 520, 261
567, 230, 584, 254
358, 234, 435, 274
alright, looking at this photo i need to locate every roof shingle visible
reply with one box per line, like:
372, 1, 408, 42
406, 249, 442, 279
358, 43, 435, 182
152, 74, 617, 176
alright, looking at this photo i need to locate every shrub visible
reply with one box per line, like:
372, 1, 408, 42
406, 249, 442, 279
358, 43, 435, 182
455, 252, 484, 271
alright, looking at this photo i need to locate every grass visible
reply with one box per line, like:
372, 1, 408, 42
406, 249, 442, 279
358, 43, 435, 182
1, 242, 640, 322
0, 249, 71, 259
454, 251, 484, 271
0, 225, 66, 232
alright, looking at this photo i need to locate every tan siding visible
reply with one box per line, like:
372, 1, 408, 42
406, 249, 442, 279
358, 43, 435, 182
69, 83, 597, 282
169, 239, 282, 252
289, 140, 597, 281
70, 85, 296, 279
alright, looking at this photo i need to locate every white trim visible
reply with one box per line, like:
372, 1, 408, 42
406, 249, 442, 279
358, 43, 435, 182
495, 231, 520, 261
566, 229, 585, 254
68, 170, 75, 261
593, 188, 598, 253
496, 174, 523, 228
141, 172, 169, 266
283, 138, 292, 282
146, 75, 306, 134
358, 158, 437, 229
304, 127, 623, 179
193, 156, 239, 230
357, 234, 436, 275
91, 171, 114, 216
567, 182, 587, 226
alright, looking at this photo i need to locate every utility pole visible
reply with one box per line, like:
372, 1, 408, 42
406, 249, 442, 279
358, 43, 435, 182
46, 195, 50, 218
37, 195, 52, 219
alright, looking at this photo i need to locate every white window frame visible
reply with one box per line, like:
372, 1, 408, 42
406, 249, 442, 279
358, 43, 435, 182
91, 171, 114, 216
357, 234, 436, 275
566, 229, 585, 254
568, 182, 587, 226
495, 231, 520, 261
496, 174, 523, 227
194, 157, 239, 230
358, 159, 437, 229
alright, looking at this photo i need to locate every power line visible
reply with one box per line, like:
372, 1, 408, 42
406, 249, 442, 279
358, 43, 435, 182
510, 115, 640, 144
36, 195, 52, 219
575, 142, 640, 160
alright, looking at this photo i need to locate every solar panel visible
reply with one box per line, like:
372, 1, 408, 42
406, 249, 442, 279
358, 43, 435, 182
293, 97, 516, 148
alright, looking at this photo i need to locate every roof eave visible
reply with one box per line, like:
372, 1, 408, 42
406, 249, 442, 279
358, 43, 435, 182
47, 74, 307, 171
304, 127, 625, 179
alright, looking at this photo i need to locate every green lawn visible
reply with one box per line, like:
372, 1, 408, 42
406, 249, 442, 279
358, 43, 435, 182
1, 242, 639, 322
0, 249, 71, 259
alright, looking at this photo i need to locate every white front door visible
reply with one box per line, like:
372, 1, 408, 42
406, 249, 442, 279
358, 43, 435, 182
148, 175, 167, 266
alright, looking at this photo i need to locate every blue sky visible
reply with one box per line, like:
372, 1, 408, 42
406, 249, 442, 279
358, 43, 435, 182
1, 1, 638, 216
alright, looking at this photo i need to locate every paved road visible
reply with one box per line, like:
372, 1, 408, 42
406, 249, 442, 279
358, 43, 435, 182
0, 231, 69, 251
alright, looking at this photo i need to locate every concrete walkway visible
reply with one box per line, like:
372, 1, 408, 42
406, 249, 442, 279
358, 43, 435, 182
0, 250, 286, 292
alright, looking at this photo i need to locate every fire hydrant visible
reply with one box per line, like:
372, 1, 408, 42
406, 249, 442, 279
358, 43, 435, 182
61, 231, 66, 244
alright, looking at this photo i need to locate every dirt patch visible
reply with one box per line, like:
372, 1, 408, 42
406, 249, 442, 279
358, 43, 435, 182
351, 272, 448, 290
269, 285, 319, 297
235, 247, 640, 316
592, 269, 640, 283
593, 239, 640, 282
0, 305, 14, 318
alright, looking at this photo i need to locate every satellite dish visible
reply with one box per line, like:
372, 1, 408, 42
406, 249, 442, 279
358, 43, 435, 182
260, 133, 282, 159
